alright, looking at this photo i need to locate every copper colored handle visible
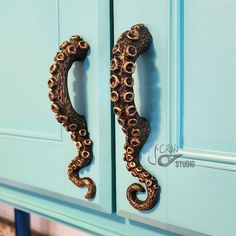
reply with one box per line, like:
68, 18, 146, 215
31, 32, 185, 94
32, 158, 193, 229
48, 35, 96, 199
110, 24, 160, 210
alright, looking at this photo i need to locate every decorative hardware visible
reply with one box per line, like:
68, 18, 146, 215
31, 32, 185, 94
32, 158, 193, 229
110, 24, 160, 210
48, 35, 96, 199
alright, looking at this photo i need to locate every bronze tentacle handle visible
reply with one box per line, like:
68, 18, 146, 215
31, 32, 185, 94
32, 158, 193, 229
48, 35, 96, 199
110, 24, 160, 210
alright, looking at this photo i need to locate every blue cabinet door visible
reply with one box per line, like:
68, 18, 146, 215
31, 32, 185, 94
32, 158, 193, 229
0, 0, 112, 213
114, 0, 236, 235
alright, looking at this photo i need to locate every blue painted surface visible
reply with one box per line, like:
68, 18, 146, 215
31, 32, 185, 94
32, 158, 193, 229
114, 0, 236, 235
183, 0, 236, 153
0, 183, 179, 236
0, 0, 112, 213
0, 0, 235, 236
15, 209, 30, 236
114, 0, 170, 229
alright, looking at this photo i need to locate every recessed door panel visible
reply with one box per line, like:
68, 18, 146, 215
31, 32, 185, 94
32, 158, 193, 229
183, 0, 236, 153
0, 0, 60, 140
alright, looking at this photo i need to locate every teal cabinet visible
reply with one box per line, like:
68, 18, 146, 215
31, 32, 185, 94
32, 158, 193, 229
0, 0, 112, 213
114, 1, 236, 235
0, 1, 235, 236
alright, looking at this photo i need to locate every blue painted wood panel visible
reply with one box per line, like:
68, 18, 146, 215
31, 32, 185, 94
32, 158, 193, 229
168, 2, 236, 234
168, 161, 236, 236
183, 0, 236, 153
114, 0, 236, 235
114, 0, 170, 229
0, 0, 235, 235
0, 0, 60, 140
0, 183, 178, 236
0, 0, 112, 213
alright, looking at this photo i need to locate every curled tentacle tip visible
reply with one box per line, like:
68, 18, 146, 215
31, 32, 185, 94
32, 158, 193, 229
83, 179, 96, 199
127, 183, 159, 211
85, 191, 96, 200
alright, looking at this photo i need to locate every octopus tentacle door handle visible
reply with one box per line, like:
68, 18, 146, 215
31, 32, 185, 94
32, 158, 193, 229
48, 35, 96, 199
110, 24, 160, 210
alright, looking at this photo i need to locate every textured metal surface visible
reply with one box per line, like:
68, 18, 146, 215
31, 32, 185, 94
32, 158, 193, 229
110, 24, 160, 210
48, 35, 96, 199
